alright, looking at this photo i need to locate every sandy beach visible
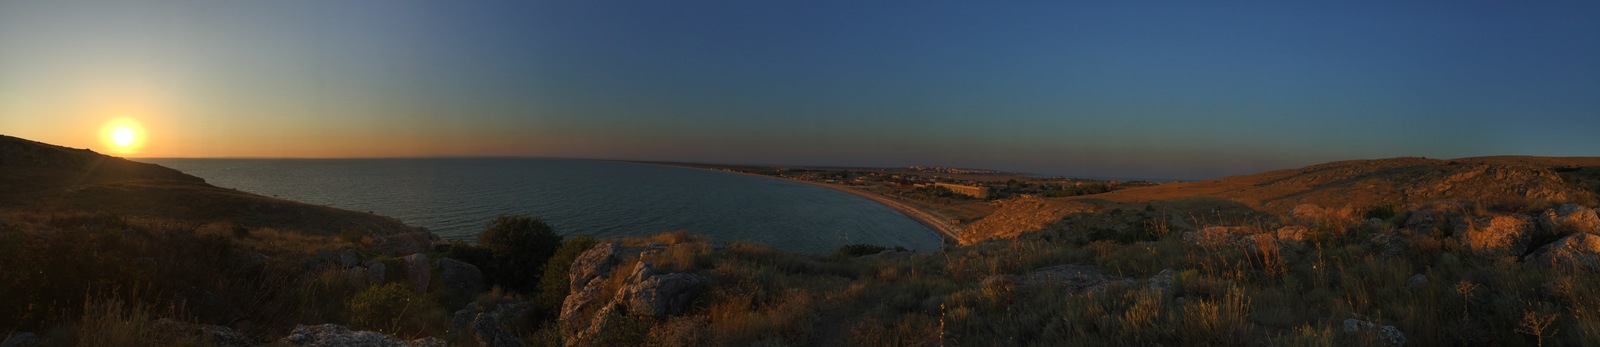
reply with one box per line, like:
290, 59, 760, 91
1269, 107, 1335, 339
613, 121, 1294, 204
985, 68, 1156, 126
641, 162, 963, 246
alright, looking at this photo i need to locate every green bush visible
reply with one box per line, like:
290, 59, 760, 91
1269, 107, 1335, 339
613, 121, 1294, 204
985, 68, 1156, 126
534, 235, 598, 317
348, 283, 423, 334
832, 244, 906, 258
478, 214, 564, 293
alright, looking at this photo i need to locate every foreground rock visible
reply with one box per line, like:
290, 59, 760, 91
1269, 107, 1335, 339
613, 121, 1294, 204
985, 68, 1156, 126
1342, 318, 1406, 346
560, 243, 707, 345
279, 324, 446, 347
1525, 233, 1600, 272
453, 301, 529, 347
403, 253, 431, 293
1541, 204, 1600, 235
150, 318, 253, 347
438, 258, 486, 300
1467, 215, 1537, 257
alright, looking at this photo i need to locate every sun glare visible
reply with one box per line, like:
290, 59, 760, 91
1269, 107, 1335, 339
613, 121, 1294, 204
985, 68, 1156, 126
100, 118, 146, 155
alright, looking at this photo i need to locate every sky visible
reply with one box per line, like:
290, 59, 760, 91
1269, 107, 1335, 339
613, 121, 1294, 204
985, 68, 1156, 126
2, 1, 1597, 180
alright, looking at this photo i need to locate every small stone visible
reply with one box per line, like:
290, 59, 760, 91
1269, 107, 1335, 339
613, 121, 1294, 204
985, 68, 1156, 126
1405, 274, 1427, 290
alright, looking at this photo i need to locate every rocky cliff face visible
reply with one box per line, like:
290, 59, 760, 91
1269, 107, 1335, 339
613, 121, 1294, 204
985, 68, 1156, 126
559, 243, 706, 346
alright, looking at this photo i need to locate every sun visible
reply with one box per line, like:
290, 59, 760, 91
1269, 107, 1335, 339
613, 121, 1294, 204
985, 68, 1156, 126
100, 118, 147, 155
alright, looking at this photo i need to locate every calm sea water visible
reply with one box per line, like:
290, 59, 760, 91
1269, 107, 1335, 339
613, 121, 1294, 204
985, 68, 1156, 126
142, 158, 940, 254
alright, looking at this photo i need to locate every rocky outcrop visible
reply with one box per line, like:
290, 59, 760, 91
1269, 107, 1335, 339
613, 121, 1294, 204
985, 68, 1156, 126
438, 258, 486, 300
452, 301, 528, 347
1525, 233, 1600, 272
559, 243, 708, 345
279, 324, 446, 347
1541, 204, 1600, 235
616, 262, 706, 317
1467, 215, 1537, 257
1342, 318, 1406, 346
150, 318, 254, 347
403, 253, 431, 293
365, 261, 387, 284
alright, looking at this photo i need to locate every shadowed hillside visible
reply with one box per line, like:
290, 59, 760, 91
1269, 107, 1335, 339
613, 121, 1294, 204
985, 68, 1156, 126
0, 134, 415, 236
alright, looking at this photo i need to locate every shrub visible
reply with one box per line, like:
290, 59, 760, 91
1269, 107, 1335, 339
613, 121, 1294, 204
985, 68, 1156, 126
348, 283, 425, 334
478, 214, 564, 293
533, 235, 598, 317
831, 244, 906, 258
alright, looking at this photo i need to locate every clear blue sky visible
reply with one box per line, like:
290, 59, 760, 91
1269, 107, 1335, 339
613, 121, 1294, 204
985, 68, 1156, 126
2, 1, 1597, 179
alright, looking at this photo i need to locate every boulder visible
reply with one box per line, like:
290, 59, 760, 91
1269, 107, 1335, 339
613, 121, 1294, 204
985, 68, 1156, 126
438, 258, 486, 300
365, 261, 387, 284
1147, 268, 1177, 294
403, 253, 432, 293
338, 249, 361, 269
569, 243, 621, 290
1541, 204, 1600, 235
279, 324, 446, 347
1467, 215, 1537, 257
1405, 274, 1427, 291
472, 310, 527, 347
371, 231, 434, 256
1342, 318, 1406, 346
1525, 233, 1600, 272
150, 318, 254, 347
1, 332, 39, 347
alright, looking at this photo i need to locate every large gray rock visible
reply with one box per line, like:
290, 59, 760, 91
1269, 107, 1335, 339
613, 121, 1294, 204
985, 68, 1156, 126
438, 258, 486, 300
1342, 318, 1406, 346
403, 253, 431, 294
279, 324, 446, 347
1, 332, 39, 347
1467, 215, 1537, 257
150, 318, 254, 347
472, 311, 526, 347
1541, 204, 1600, 235
569, 243, 621, 290
616, 262, 706, 317
365, 261, 387, 284
338, 250, 361, 269
1525, 233, 1600, 272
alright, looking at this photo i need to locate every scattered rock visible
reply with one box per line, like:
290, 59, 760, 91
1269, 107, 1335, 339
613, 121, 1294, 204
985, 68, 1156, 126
1541, 204, 1600, 235
403, 253, 432, 293
1, 332, 39, 347
150, 318, 254, 347
438, 258, 486, 300
365, 261, 387, 284
1525, 233, 1600, 272
1467, 215, 1537, 257
338, 249, 361, 269
1018, 264, 1132, 293
1405, 201, 1472, 234
1342, 318, 1406, 346
279, 324, 446, 347
1148, 268, 1177, 294
1405, 274, 1427, 290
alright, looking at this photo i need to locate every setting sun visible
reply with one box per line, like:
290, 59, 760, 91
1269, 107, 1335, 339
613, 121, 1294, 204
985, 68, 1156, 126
99, 118, 146, 155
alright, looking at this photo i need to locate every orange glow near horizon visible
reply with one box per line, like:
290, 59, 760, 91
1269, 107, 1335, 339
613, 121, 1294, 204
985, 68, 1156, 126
99, 118, 146, 155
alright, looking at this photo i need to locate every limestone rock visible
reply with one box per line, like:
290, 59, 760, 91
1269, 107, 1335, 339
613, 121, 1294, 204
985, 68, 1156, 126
279, 324, 446, 347
1276, 226, 1311, 242
403, 253, 432, 293
150, 318, 254, 347
569, 243, 621, 291
1405, 201, 1472, 234
471, 309, 527, 347
1541, 204, 1600, 235
338, 249, 361, 269
438, 258, 486, 300
1342, 318, 1406, 346
1525, 233, 1600, 272
617, 268, 706, 316
1148, 268, 1177, 294
1467, 215, 1537, 257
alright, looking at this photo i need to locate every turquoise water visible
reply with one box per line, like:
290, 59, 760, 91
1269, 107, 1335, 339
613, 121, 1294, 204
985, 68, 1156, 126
142, 158, 941, 254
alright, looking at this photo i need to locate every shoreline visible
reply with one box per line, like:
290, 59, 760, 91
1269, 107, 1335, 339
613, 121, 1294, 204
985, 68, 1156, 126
637, 162, 963, 247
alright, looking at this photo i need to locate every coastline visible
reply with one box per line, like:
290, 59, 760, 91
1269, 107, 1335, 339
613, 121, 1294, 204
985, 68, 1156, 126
635, 162, 963, 247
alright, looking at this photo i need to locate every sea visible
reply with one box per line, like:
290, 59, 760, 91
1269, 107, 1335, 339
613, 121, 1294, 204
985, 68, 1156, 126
141, 158, 942, 254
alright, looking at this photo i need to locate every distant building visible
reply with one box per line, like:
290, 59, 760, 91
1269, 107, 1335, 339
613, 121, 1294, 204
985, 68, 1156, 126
935, 183, 990, 199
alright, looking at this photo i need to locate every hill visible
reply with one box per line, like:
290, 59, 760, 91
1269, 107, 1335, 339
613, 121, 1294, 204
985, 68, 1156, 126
0, 134, 415, 236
